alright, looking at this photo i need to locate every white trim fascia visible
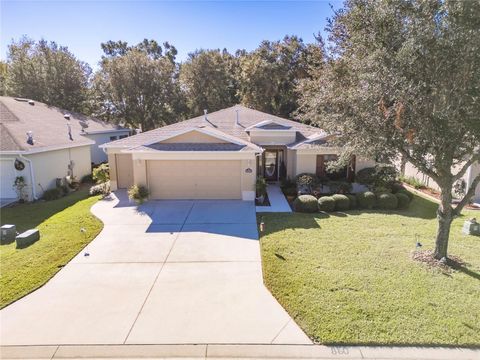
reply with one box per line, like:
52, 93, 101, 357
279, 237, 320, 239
130, 151, 257, 161
82, 129, 130, 135
124, 149, 260, 155
293, 147, 344, 154
245, 124, 298, 134
0, 141, 94, 155
244, 120, 292, 131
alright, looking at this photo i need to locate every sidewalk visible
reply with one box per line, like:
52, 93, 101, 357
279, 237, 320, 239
256, 183, 292, 213
1, 344, 478, 359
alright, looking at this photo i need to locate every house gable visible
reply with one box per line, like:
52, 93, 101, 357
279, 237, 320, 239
161, 129, 229, 144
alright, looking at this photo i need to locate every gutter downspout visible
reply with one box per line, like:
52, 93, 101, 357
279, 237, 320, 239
19, 154, 37, 200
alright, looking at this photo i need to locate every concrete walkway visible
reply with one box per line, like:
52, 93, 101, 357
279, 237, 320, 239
1, 344, 478, 359
0, 192, 309, 346
256, 184, 292, 213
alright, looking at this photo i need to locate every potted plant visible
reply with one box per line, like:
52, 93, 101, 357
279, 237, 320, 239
256, 177, 267, 204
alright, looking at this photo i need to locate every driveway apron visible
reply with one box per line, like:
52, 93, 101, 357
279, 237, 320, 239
0, 191, 311, 345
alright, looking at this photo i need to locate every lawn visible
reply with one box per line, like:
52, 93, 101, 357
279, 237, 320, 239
259, 193, 480, 346
0, 189, 103, 308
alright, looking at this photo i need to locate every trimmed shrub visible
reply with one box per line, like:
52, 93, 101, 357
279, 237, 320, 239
293, 195, 318, 213
89, 181, 110, 196
328, 181, 353, 194
356, 191, 376, 209
397, 189, 414, 201
43, 188, 63, 201
93, 163, 110, 184
395, 193, 410, 209
128, 184, 149, 204
346, 194, 357, 209
318, 196, 336, 212
332, 194, 350, 211
356, 164, 397, 190
377, 193, 399, 210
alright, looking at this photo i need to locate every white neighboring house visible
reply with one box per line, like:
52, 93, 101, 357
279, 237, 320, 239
0, 96, 130, 203
401, 159, 480, 204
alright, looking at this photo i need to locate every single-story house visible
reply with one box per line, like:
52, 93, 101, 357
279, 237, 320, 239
102, 105, 374, 200
401, 159, 480, 203
0, 96, 130, 201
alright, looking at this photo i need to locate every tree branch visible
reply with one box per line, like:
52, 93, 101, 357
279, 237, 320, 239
453, 152, 480, 181
454, 172, 480, 216
399, 148, 440, 183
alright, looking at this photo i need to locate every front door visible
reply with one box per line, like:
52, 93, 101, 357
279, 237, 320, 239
264, 150, 278, 181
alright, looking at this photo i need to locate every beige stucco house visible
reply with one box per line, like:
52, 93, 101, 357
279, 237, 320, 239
0, 97, 130, 202
103, 105, 374, 201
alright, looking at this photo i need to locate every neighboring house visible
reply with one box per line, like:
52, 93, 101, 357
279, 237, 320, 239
102, 105, 374, 200
0, 96, 130, 201
401, 160, 480, 203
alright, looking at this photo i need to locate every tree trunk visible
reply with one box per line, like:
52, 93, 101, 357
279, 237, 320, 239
433, 187, 454, 260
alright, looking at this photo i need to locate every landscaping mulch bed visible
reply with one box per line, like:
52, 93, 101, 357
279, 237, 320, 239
412, 249, 466, 273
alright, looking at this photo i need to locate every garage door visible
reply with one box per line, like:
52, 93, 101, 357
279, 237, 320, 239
0, 159, 17, 198
116, 154, 133, 189
147, 160, 242, 199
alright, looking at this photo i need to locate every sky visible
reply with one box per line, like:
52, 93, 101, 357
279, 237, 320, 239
1, 1, 341, 68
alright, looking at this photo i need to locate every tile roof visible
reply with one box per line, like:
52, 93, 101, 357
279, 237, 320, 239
0, 97, 128, 152
105, 104, 322, 150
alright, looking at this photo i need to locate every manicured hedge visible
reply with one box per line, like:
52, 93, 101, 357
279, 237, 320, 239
332, 194, 350, 211
377, 193, 398, 210
356, 191, 376, 209
395, 193, 410, 209
293, 195, 318, 213
346, 194, 357, 209
318, 196, 336, 212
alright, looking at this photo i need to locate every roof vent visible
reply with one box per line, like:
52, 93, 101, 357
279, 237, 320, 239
235, 109, 240, 127
26, 131, 34, 145
204, 109, 208, 120
64, 113, 71, 120
67, 124, 73, 140
28, 100, 35, 106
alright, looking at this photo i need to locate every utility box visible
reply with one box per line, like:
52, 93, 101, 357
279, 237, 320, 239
0, 224, 16, 244
16, 229, 40, 248
462, 218, 480, 236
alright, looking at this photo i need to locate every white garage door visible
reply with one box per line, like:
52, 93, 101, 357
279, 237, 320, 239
0, 159, 18, 198
147, 160, 242, 199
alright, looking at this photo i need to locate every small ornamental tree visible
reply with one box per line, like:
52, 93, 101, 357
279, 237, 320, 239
299, 0, 480, 260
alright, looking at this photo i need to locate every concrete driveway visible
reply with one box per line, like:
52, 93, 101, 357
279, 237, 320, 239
0, 192, 311, 345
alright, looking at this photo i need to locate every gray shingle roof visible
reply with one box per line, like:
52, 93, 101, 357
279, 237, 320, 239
0, 97, 128, 152
105, 105, 322, 150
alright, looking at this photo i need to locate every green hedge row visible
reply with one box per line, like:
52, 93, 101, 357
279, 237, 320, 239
293, 191, 413, 213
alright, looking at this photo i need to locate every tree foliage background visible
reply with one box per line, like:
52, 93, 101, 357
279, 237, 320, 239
1, 35, 322, 129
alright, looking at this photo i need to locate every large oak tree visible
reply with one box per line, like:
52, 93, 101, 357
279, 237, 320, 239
4, 37, 91, 112
92, 39, 184, 131
299, 0, 480, 260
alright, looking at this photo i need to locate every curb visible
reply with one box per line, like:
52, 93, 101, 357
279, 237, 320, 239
1, 344, 479, 360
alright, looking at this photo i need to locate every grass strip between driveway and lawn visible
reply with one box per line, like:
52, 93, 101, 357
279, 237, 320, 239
0, 189, 102, 308
259, 193, 480, 346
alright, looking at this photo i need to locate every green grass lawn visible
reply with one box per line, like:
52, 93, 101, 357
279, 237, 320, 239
259, 194, 480, 346
0, 189, 103, 308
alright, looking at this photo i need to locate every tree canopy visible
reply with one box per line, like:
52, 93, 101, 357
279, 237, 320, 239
179, 49, 238, 117
4, 37, 91, 112
92, 39, 184, 130
298, 0, 480, 259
